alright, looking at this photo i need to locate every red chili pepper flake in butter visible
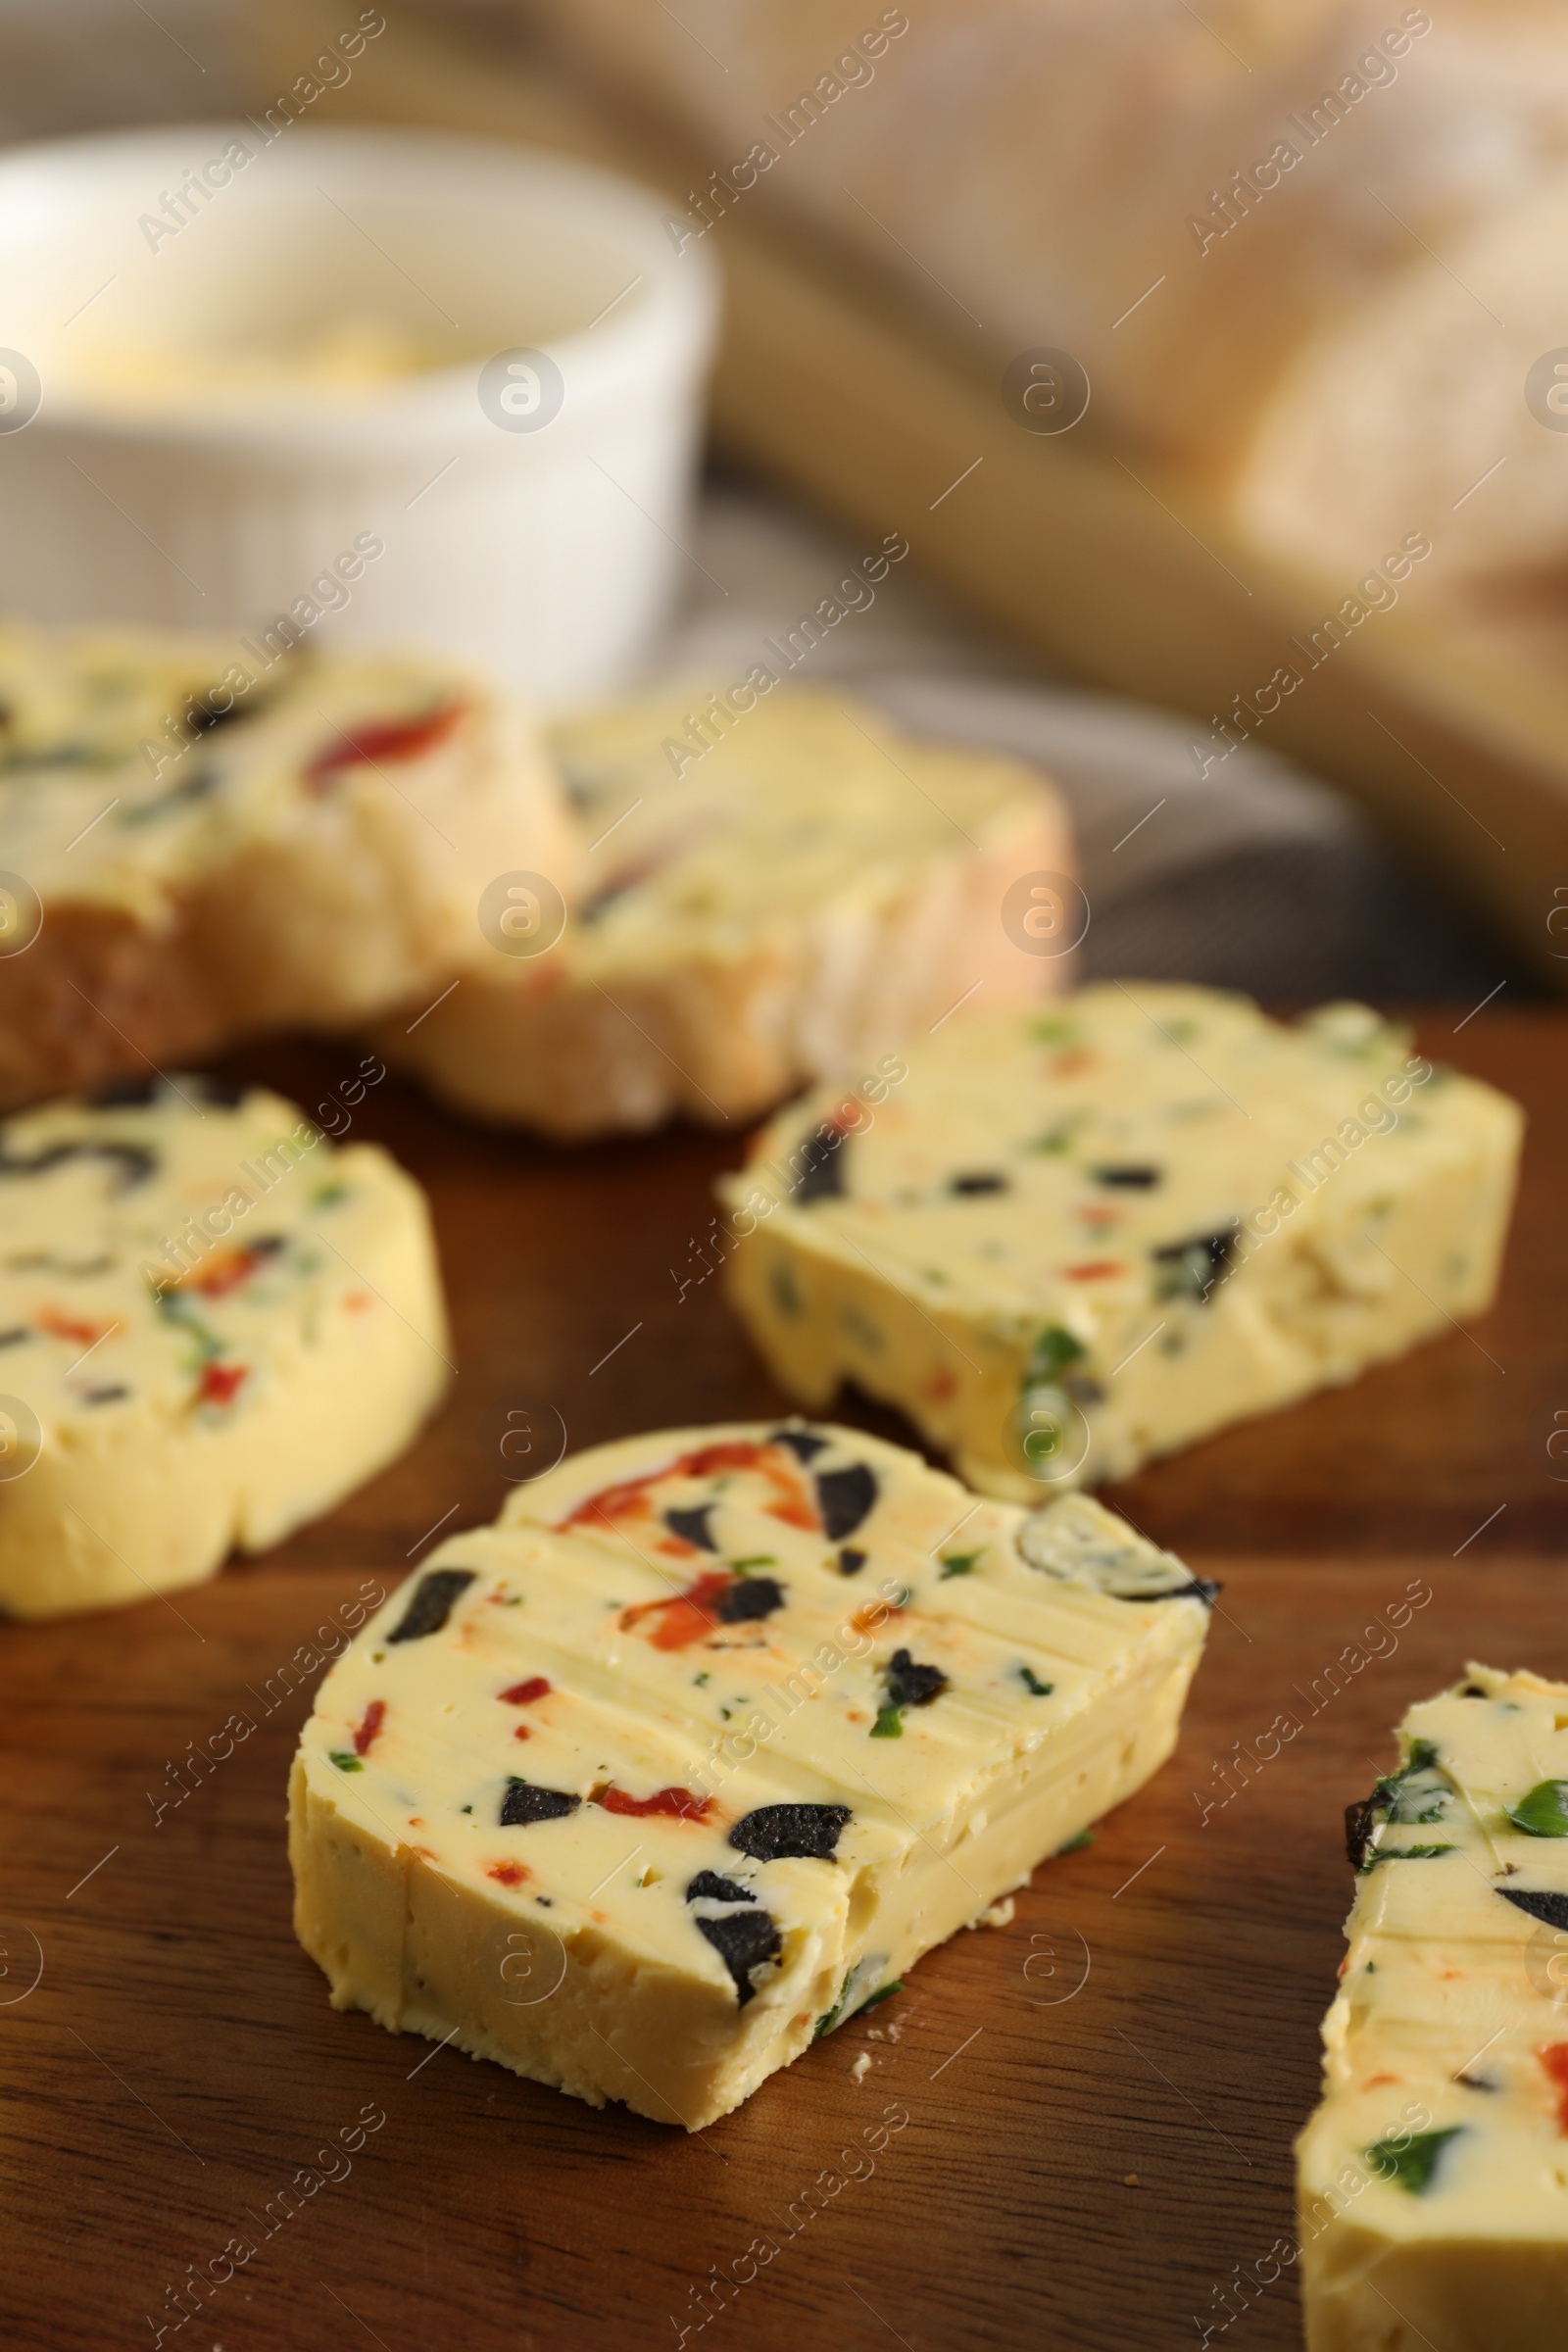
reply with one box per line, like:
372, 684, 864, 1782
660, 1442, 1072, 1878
596, 1785, 713, 1822
182, 1248, 264, 1298
486, 1862, 530, 1887
1538, 2042, 1568, 2132
560, 1440, 816, 1544
621, 1571, 732, 1651
37, 1309, 107, 1346
196, 1361, 247, 1406
850, 1595, 904, 1639
353, 1699, 386, 1757
501, 1677, 552, 1706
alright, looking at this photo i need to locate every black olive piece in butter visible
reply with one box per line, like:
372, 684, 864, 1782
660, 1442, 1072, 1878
814, 1463, 877, 1542
885, 1649, 949, 1709
771, 1427, 829, 1462
713, 1577, 786, 1624
186, 692, 265, 736
387, 1567, 478, 1643
87, 1078, 162, 1108
1345, 1795, 1379, 1872
664, 1504, 718, 1552
729, 1803, 852, 1863
695, 1907, 783, 2004
1500, 1887, 1568, 1933
499, 1780, 582, 1827
1152, 1226, 1240, 1304
1120, 1576, 1221, 1607
793, 1127, 848, 1202
686, 1872, 754, 1905
0, 1139, 158, 1192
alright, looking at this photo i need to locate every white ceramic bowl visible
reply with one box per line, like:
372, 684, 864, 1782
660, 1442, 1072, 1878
0, 123, 719, 696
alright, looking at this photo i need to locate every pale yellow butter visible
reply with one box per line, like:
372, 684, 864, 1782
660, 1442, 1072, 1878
290, 1420, 1210, 2128
718, 985, 1522, 1498
1299, 1666, 1568, 2351
0, 1077, 448, 1617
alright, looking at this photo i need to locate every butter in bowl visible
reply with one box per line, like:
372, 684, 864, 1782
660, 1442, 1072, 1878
0, 122, 719, 694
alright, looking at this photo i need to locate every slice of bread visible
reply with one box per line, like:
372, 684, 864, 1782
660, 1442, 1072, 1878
1232, 168, 1568, 582
378, 688, 1074, 1139
0, 622, 573, 1108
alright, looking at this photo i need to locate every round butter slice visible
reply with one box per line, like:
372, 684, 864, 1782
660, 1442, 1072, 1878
0, 1073, 449, 1617
718, 983, 1522, 1497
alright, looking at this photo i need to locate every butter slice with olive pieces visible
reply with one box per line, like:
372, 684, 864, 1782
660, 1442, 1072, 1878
1299, 1667, 1568, 2351
289, 1421, 1210, 2129
0, 1077, 448, 1617
718, 984, 1522, 1499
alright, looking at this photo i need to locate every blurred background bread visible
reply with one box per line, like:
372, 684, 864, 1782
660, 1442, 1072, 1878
515, 0, 1568, 584
2, 0, 1563, 1036
221, 0, 1568, 990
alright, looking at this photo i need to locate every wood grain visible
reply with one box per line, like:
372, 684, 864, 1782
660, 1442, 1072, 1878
0, 1008, 1560, 2352
249, 1, 1568, 989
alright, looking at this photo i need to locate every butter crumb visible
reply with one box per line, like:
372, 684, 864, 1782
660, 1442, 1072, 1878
969, 1896, 1015, 1931
850, 2052, 871, 2083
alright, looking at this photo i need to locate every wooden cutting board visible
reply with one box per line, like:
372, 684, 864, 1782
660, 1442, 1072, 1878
247, 2, 1568, 991
0, 1007, 1562, 2352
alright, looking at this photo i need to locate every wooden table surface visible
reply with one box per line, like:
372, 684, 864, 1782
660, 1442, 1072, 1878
3, 1007, 1564, 2352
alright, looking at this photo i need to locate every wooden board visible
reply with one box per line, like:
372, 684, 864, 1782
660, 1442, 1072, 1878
1, 1006, 1563, 2351
249, 2, 1568, 990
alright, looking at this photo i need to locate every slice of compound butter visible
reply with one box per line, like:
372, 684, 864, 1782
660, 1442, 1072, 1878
717, 984, 1522, 1500
290, 1420, 1210, 2129
1299, 1667, 1568, 2352
0, 1076, 448, 1617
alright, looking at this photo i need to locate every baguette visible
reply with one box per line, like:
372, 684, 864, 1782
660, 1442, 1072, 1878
379, 687, 1073, 1137
0, 622, 572, 1106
